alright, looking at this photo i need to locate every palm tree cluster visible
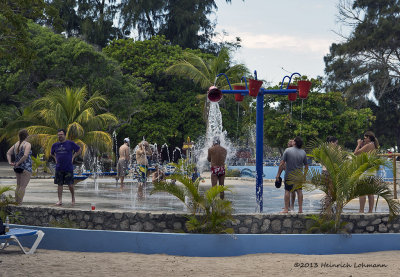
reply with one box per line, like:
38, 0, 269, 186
1, 87, 117, 157
293, 142, 400, 232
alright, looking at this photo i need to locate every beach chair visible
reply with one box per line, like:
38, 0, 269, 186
0, 228, 45, 254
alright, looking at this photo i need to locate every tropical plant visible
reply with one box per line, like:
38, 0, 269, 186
305, 214, 348, 234
166, 47, 249, 124
166, 47, 248, 90
0, 186, 18, 222
291, 142, 400, 233
151, 172, 234, 234
172, 159, 197, 178
325, 0, 400, 103
262, 88, 375, 150
31, 154, 50, 176
1, 87, 118, 157
0, 0, 46, 67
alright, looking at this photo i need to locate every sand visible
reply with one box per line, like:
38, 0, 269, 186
1, 247, 400, 277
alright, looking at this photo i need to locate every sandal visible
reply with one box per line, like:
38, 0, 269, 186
54, 201, 63, 206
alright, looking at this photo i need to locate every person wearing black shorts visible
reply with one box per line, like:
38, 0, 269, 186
51, 129, 81, 206
276, 136, 308, 213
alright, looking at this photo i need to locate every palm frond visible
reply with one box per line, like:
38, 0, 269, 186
349, 176, 400, 218
0, 185, 15, 195
205, 185, 231, 203
67, 122, 85, 140
150, 181, 186, 204
166, 173, 202, 205
166, 61, 212, 89
83, 131, 113, 153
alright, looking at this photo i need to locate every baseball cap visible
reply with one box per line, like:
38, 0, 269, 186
275, 176, 282, 188
124, 138, 130, 143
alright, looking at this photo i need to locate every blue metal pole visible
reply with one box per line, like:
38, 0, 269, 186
255, 87, 264, 212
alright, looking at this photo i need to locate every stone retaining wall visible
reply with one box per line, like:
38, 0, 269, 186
9, 206, 400, 234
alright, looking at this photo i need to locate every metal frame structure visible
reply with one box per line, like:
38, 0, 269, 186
216, 70, 303, 212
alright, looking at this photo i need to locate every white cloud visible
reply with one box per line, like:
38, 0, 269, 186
218, 31, 333, 55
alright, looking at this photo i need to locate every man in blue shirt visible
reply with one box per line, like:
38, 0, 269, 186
51, 129, 81, 206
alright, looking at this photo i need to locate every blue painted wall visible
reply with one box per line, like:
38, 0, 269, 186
228, 166, 321, 179
11, 225, 400, 257
229, 166, 393, 181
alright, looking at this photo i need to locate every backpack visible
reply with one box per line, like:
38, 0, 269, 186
0, 217, 5, 235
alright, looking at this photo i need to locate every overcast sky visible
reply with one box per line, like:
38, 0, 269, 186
212, 0, 350, 85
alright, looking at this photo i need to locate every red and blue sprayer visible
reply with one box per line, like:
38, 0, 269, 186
207, 71, 311, 212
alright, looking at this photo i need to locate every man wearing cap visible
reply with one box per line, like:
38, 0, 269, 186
117, 138, 130, 189
207, 137, 227, 199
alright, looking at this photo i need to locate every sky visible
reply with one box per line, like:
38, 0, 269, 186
212, 0, 350, 85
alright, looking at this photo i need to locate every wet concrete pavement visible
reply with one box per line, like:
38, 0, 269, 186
0, 162, 393, 214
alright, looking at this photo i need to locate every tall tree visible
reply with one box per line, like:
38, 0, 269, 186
44, 0, 121, 48
119, 0, 165, 39
103, 36, 246, 147
0, 22, 142, 119
119, 0, 237, 50
43, 0, 240, 49
368, 84, 400, 149
324, 0, 400, 149
0, 0, 46, 66
160, 0, 217, 50
103, 36, 206, 146
262, 85, 375, 150
324, 0, 400, 103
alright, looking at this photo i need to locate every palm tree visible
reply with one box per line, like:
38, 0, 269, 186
292, 142, 400, 232
166, 47, 248, 90
151, 163, 233, 233
166, 47, 249, 120
1, 87, 118, 157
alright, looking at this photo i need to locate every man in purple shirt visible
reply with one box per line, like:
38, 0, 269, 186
51, 129, 82, 206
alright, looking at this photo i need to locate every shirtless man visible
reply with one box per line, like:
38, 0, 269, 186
207, 137, 227, 199
117, 138, 130, 189
136, 141, 152, 185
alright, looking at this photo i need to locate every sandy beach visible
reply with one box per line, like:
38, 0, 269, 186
1, 247, 400, 276
1, 164, 400, 276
